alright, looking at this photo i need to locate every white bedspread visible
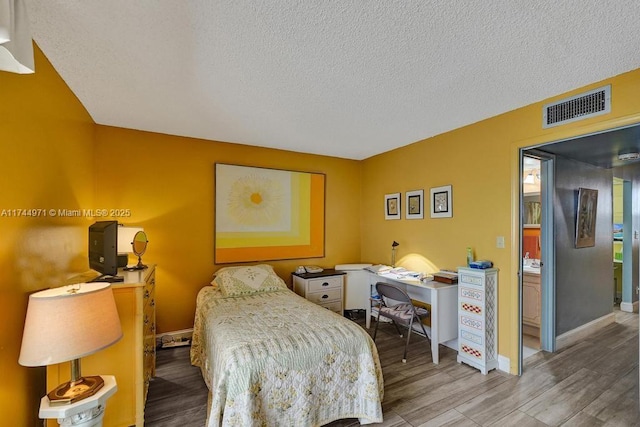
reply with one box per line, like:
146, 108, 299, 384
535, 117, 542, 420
191, 286, 384, 426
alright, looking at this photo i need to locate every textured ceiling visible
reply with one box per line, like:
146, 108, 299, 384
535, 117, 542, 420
25, 1, 640, 160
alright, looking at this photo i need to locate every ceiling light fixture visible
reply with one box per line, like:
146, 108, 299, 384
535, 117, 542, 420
0, 0, 35, 74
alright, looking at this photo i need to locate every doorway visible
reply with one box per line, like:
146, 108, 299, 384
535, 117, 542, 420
518, 122, 640, 378
520, 152, 556, 366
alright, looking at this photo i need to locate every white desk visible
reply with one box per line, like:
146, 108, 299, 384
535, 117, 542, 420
367, 272, 458, 364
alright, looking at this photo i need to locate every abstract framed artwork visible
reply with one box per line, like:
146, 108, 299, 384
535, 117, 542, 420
405, 189, 424, 219
575, 187, 598, 248
214, 163, 325, 263
385, 193, 401, 220
430, 185, 452, 218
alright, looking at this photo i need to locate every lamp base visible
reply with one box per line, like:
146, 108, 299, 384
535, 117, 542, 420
48, 375, 104, 405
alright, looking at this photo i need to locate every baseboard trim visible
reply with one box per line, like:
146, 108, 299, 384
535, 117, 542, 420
620, 300, 638, 313
556, 312, 615, 350
498, 354, 510, 374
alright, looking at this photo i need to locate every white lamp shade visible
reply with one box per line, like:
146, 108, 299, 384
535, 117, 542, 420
19, 282, 122, 367
118, 226, 143, 254
0, 0, 35, 74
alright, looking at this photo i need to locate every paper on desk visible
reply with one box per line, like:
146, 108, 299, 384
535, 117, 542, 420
365, 264, 392, 274
380, 268, 422, 280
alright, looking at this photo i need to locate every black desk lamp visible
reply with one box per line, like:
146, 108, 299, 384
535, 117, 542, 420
391, 241, 399, 267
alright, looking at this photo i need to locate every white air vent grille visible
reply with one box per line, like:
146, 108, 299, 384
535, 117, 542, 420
543, 85, 611, 128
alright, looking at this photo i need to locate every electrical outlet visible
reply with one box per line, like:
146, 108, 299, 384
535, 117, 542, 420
496, 236, 505, 248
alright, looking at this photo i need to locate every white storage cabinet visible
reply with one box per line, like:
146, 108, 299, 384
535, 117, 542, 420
456, 267, 499, 374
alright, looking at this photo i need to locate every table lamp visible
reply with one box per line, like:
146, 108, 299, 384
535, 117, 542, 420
391, 241, 399, 267
19, 282, 123, 404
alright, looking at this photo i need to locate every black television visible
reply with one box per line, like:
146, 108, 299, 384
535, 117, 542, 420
88, 220, 123, 282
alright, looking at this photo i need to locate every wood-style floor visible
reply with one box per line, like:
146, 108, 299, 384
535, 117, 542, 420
146, 310, 639, 426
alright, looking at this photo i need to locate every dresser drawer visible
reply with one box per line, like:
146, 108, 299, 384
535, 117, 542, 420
459, 299, 484, 319
307, 276, 342, 292
143, 336, 155, 402
459, 272, 483, 287
459, 285, 484, 304
320, 300, 342, 313
307, 287, 342, 304
143, 273, 155, 307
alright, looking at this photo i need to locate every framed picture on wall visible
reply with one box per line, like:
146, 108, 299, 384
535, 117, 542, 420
575, 187, 598, 248
430, 185, 452, 218
385, 193, 401, 220
405, 189, 424, 219
214, 163, 325, 263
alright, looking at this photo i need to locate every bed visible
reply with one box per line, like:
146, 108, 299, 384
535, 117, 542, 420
190, 264, 384, 426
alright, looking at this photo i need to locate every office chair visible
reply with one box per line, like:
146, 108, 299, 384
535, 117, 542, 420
372, 282, 431, 363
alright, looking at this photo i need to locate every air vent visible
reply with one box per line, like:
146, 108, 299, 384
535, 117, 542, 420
543, 85, 611, 128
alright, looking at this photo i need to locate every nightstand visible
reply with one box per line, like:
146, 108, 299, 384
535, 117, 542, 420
40, 375, 117, 427
292, 269, 346, 314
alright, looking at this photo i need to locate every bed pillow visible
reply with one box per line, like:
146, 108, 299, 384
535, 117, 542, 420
212, 264, 288, 297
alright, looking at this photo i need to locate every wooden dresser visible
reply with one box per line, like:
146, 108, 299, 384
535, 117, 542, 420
46, 265, 156, 427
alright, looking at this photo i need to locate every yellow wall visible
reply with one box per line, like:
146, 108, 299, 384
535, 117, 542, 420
613, 178, 623, 224
96, 69, 640, 373
93, 127, 363, 332
6, 43, 640, 427
361, 69, 640, 373
0, 46, 95, 425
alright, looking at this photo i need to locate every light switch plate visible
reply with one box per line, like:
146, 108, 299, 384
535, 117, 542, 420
496, 236, 505, 248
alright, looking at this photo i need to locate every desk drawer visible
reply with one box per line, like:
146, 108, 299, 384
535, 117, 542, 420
308, 276, 342, 292
307, 288, 342, 304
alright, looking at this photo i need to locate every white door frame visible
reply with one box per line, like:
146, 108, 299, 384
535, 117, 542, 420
518, 151, 556, 375
620, 179, 634, 312
539, 156, 556, 353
